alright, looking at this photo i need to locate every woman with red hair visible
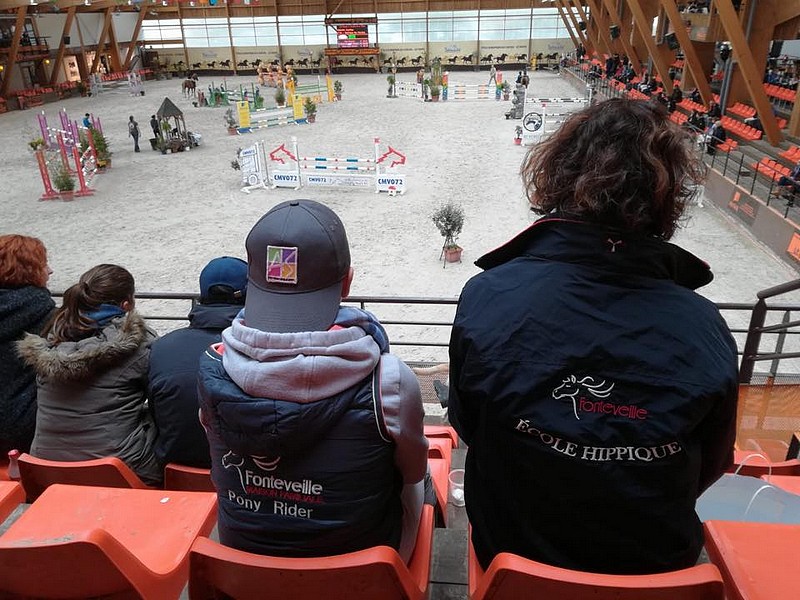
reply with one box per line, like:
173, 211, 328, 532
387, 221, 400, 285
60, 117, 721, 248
0, 235, 55, 454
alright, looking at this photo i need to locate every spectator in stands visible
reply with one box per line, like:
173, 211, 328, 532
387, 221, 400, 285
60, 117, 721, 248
706, 118, 727, 155
638, 73, 652, 94
687, 109, 706, 132
689, 87, 701, 103
449, 98, 737, 575
18, 264, 162, 486
707, 100, 722, 119
773, 162, 800, 199
148, 256, 247, 469
744, 115, 763, 132
0, 235, 54, 455
670, 83, 683, 103
198, 200, 428, 561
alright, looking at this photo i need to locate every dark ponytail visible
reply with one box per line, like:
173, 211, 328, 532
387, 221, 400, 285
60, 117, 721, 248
45, 264, 135, 343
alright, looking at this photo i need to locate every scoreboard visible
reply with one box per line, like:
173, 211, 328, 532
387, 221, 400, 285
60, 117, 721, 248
336, 24, 369, 49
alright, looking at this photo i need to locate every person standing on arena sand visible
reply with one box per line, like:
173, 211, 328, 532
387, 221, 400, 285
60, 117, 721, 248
0, 235, 55, 455
148, 257, 247, 468
150, 115, 160, 139
489, 64, 497, 86
448, 99, 738, 575
198, 199, 428, 561
128, 115, 140, 152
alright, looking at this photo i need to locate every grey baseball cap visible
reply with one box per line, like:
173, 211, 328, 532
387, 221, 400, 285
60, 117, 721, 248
244, 199, 351, 333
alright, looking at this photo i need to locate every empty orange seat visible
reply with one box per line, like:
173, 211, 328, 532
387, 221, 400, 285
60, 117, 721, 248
189, 504, 435, 600
423, 424, 459, 448
468, 543, 725, 600
0, 484, 217, 599
163, 463, 215, 492
704, 521, 800, 600
0, 481, 24, 523
731, 450, 800, 477
17, 453, 150, 501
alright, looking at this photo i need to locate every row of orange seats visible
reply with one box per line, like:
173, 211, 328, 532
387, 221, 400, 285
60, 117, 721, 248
669, 111, 688, 125
779, 145, 800, 163
727, 102, 756, 118
678, 98, 706, 114
626, 88, 649, 101
764, 83, 796, 103
721, 116, 762, 141
751, 157, 791, 181
671, 60, 685, 69
716, 139, 739, 153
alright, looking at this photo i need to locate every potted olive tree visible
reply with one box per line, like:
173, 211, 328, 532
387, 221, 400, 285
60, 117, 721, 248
334, 80, 343, 101
431, 202, 465, 265
387, 74, 397, 98
429, 81, 441, 102
501, 80, 512, 101
53, 164, 76, 201
304, 97, 317, 123
275, 86, 286, 108
224, 108, 238, 135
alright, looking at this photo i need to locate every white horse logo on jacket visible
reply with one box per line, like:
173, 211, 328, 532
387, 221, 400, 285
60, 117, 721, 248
552, 375, 615, 420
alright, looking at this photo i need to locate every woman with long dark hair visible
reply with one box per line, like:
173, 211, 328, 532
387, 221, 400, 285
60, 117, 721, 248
18, 264, 162, 485
0, 235, 55, 455
448, 99, 738, 574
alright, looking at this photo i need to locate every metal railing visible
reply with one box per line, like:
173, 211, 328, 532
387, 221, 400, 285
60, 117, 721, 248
53, 285, 800, 378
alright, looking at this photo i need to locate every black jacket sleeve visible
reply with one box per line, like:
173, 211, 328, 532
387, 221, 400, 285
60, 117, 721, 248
448, 303, 477, 446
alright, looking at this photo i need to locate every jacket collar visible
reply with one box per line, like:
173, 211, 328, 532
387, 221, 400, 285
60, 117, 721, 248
475, 217, 713, 290
188, 303, 241, 330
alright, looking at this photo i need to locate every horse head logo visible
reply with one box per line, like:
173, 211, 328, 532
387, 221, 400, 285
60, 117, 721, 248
223, 451, 246, 491
552, 375, 615, 420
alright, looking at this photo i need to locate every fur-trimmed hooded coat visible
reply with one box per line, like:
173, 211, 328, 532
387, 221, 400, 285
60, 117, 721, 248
17, 311, 163, 486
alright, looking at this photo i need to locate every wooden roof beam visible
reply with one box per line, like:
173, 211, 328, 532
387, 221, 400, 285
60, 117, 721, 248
715, 0, 782, 145
624, 0, 673, 95
559, 0, 593, 54
48, 5, 76, 85
90, 6, 113, 74
555, 0, 581, 49
572, 0, 611, 57
0, 5, 27, 98
123, 6, 146, 70
659, 0, 712, 105
600, 0, 642, 70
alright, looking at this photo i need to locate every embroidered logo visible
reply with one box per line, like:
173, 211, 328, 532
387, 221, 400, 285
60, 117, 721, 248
552, 375, 648, 421
552, 375, 615, 420
266, 245, 298, 284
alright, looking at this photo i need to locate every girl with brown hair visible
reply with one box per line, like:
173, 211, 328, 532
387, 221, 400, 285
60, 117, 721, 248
18, 264, 162, 485
0, 235, 55, 455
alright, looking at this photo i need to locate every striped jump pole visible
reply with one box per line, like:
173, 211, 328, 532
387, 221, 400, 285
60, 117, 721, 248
35, 149, 60, 201
266, 137, 407, 194
72, 145, 95, 197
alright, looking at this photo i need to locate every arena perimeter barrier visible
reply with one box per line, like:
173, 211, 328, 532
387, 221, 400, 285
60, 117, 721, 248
237, 137, 407, 195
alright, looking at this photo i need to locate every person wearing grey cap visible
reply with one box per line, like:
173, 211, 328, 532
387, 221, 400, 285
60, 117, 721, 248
197, 199, 428, 562
148, 256, 248, 468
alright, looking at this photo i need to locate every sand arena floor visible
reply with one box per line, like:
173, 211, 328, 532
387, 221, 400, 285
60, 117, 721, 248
1, 69, 798, 359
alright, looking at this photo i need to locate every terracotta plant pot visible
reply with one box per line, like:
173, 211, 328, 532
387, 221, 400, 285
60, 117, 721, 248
514, 138, 522, 145
307, 114, 316, 123
445, 247, 463, 263
59, 190, 75, 202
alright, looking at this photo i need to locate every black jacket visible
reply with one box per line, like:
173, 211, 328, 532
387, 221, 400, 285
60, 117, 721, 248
0, 286, 54, 454
148, 303, 241, 467
449, 218, 738, 574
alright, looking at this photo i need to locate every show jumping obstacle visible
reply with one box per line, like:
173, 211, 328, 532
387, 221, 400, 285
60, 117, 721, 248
235, 96, 304, 133
520, 96, 588, 145
35, 109, 102, 201
237, 137, 407, 195
286, 74, 336, 104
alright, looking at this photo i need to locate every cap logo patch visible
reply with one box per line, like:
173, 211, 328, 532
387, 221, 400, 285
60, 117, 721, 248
266, 245, 298, 284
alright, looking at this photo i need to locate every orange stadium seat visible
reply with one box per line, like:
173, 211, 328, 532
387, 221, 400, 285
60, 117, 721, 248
17, 453, 150, 501
189, 503, 435, 600
163, 463, 215, 492
731, 450, 800, 477
468, 543, 725, 600
0, 481, 24, 523
704, 521, 800, 600
779, 145, 800, 162
0, 484, 217, 599
759, 475, 800, 495
424, 424, 459, 448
